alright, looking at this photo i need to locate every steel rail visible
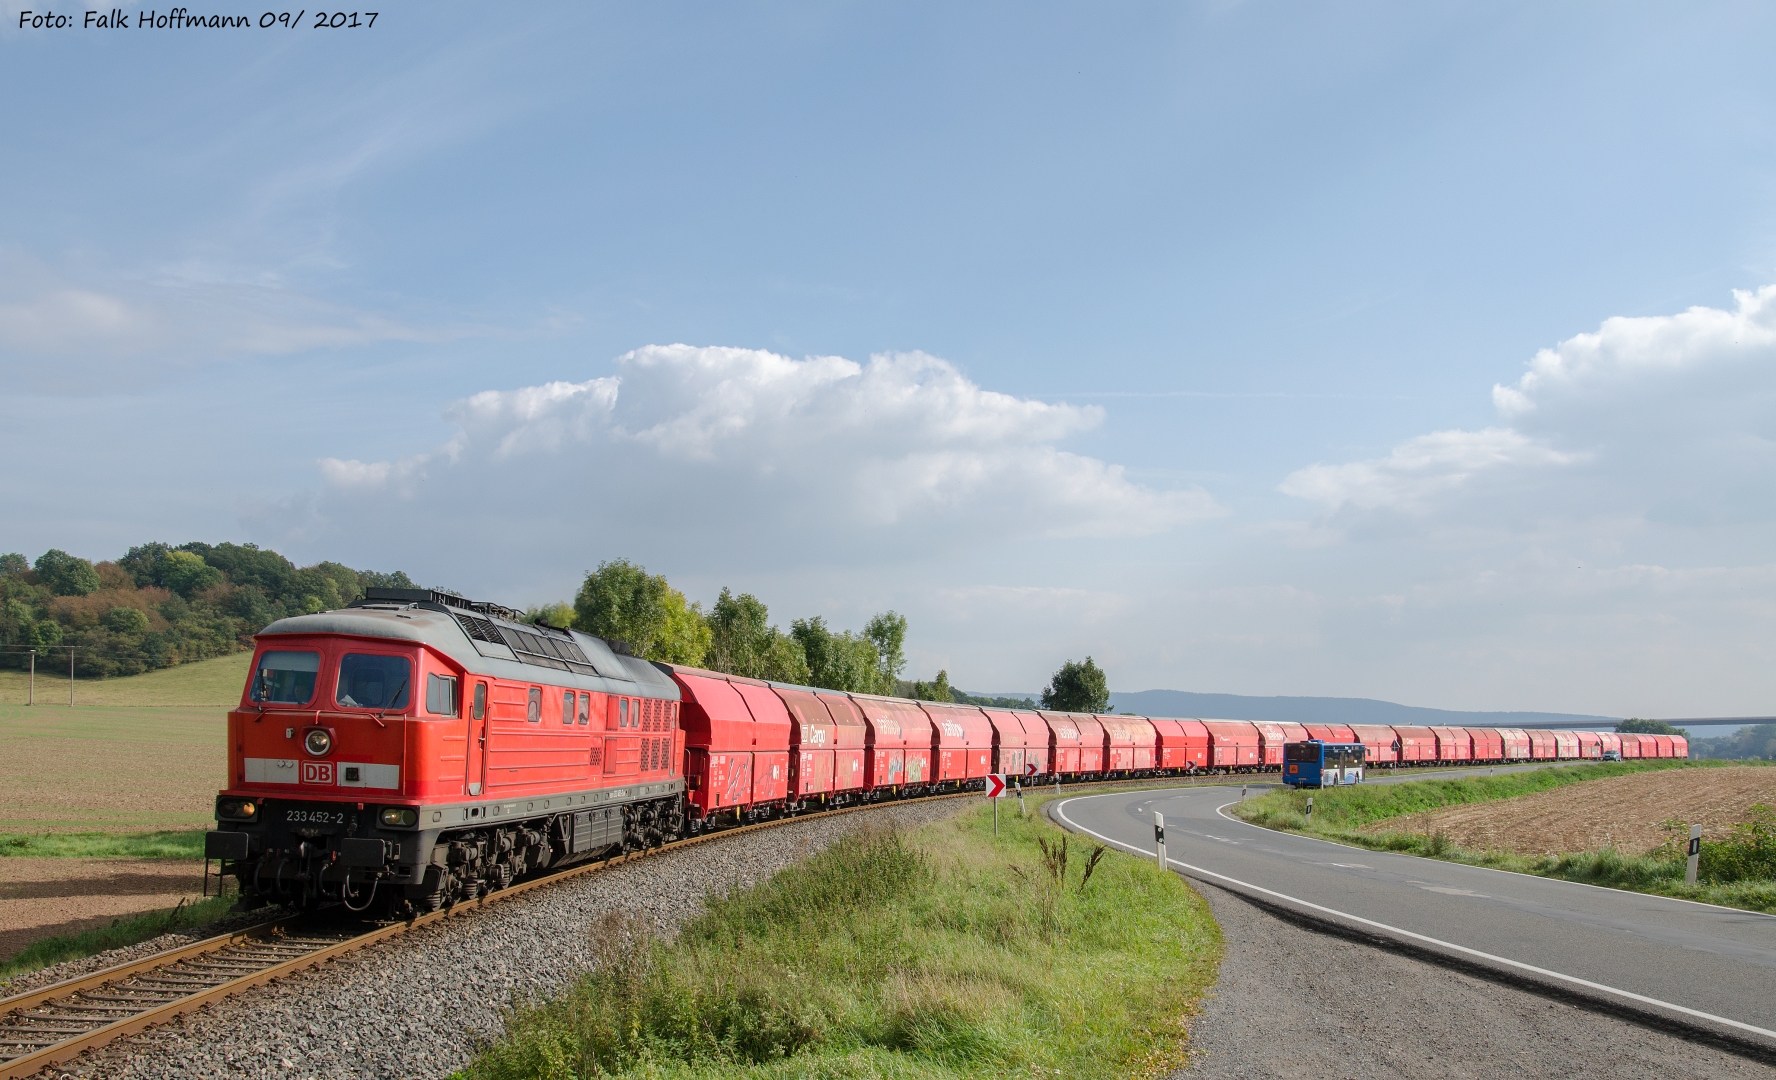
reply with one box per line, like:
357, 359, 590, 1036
0, 771, 1207, 1078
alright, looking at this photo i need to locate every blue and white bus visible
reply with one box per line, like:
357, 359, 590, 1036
1283, 740, 1366, 788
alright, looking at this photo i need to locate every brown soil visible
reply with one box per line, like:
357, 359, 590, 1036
0, 858, 207, 961
1364, 766, 1776, 856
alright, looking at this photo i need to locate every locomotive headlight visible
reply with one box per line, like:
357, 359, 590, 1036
378, 806, 418, 828
217, 798, 257, 820
304, 729, 333, 757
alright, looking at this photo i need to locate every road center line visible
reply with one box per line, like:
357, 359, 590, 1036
1052, 793, 1776, 1043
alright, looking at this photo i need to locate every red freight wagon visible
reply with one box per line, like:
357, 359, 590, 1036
1392, 726, 1438, 764
673, 670, 758, 817
1653, 735, 1674, 759
1349, 725, 1400, 766
726, 679, 791, 803
1203, 720, 1261, 771
1618, 734, 1642, 759
1573, 731, 1603, 759
1598, 732, 1622, 757
1045, 713, 1084, 775
1553, 731, 1580, 760
772, 686, 836, 798
852, 696, 937, 788
1303, 724, 1357, 743
1012, 712, 1050, 775
1500, 729, 1532, 760
984, 708, 1035, 776
1067, 714, 1107, 774
1277, 722, 1312, 744
1151, 718, 1209, 771
815, 691, 869, 792
1104, 717, 1156, 772
850, 693, 907, 789
1255, 722, 1288, 767
1466, 728, 1504, 762
922, 703, 994, 782
1671, 735, 1689, 758
1526, 730, 1558, 761
1430, 726, 1472, 762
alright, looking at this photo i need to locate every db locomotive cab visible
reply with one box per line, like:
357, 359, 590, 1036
209, 631, 443, 912
210, 589, 686, 916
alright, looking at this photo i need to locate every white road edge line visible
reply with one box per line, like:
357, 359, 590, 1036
1050, 794, 1776, 1043
1207, 798, 1776, 919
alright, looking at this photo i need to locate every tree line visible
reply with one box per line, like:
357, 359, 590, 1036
0, 544, 418, 678
548, 559, 1112, 711
0, 545, 1117, 712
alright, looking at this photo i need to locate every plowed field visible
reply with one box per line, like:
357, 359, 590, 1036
1365, 765, 1776, 856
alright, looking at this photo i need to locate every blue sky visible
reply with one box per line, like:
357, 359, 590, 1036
5, 2, 1776, 715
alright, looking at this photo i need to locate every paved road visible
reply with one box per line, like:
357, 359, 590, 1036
1050, 779, 1776, 1047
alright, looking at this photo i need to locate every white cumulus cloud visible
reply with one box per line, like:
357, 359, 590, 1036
1282, 283, 1776, 521
275, 345, 1222, 581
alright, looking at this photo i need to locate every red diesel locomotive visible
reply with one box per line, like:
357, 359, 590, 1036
205, 588, 1686, 914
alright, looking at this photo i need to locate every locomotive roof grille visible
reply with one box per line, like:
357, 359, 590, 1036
355, 587, 604, 677
361, 587, 523, 622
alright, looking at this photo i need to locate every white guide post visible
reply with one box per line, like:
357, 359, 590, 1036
1686, 823, 1702, 886
1154, 811, 1167, 870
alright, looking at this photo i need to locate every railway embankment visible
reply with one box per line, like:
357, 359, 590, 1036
33, 799, 985, 1079
1230, 760, 1776, 911
462, 793, 1219, 1080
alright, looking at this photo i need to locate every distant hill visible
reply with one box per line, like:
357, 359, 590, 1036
969, 688, 1622, 729
1107, 689, 1620, 729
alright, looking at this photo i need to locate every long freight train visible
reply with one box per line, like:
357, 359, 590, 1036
205, 588, 1687, 915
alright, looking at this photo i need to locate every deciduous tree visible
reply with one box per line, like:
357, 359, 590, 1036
1041, 656, 1110, 714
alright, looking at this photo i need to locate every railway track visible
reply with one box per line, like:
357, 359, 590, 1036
0, 774, 1222, 1078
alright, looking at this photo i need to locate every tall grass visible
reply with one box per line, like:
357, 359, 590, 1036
459, 799, 1221, 1080
1231, 761, 1776, 912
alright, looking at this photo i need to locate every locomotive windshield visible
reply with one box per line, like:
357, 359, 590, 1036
250, 650, 318, 704
337, 654, 411, 710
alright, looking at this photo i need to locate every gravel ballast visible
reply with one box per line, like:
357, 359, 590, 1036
39, 799, 967, 1080
1173, 882, 1766, 1079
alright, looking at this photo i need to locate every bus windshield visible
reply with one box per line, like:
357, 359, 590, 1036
1284, 742, 1319, 763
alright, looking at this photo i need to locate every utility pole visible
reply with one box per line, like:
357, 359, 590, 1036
69, 646, 75, 706
27, 649, 34, 705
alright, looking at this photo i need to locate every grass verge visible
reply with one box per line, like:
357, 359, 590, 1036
0, 829, 208, 859
458, 795, 1221, 1080
0, 892, 238, 983
1229, 760, 1776, 912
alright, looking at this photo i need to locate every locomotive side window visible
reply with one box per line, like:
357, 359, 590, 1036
620, 698, 629, 728
578, 693, 590, 725
336, 654, 411, 710
527, 687, 542, 723
426, 674, 459, 716
472, 682, 487, 720
563, 690, 574, 725
250, 650, 318, 704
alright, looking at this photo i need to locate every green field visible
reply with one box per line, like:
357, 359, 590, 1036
0, 652, 249, 708
461, 794, 1221, 1080
0, 704, 227, 833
